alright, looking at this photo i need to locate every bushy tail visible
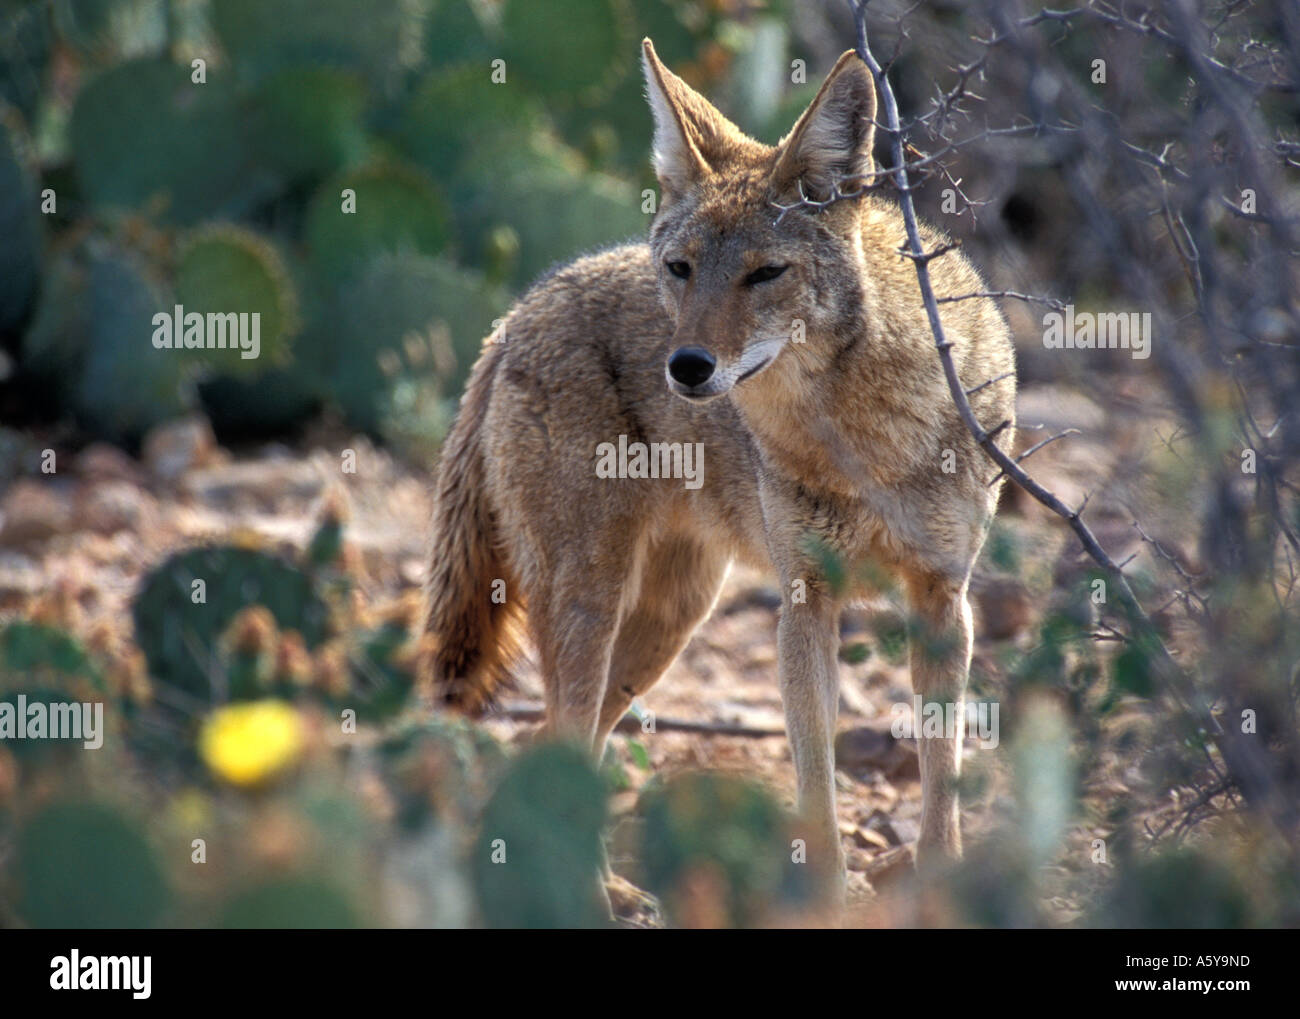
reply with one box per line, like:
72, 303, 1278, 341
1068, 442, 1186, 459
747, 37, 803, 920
423, 340, 522, 714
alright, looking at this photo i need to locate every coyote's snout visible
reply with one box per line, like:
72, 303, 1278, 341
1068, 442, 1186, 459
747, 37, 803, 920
424, 38, 1017, 900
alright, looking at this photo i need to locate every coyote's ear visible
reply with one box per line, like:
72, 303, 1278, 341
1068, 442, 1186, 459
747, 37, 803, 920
771, 51, 877, 204
641, 37, 747, 195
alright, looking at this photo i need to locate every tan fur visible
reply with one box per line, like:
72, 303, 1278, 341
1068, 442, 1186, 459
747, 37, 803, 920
424, 40, 1016, 885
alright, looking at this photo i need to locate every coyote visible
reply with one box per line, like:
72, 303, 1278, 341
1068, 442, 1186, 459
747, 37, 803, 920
424, 40, 1016, 887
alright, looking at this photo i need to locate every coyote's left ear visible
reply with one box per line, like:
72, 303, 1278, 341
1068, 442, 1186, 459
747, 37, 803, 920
771, 51, 877, 204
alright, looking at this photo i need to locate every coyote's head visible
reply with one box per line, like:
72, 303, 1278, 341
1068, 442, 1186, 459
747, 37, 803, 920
642, 38, 877, 402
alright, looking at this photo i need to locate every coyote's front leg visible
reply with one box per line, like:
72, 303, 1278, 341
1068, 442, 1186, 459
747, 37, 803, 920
776, 586, 845, 889
904, 568, 975, 868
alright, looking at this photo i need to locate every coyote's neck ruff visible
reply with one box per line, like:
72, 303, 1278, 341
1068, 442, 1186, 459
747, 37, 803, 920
424, 39, 1016, 898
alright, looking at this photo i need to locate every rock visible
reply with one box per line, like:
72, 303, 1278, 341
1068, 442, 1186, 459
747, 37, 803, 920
0, 480, 72, 546
0, 551, 43, 608
973, 574, 1035, 640
850, 826, 893, 851
73, 443, 148, 486
74, 480, 155, 535
180, 459, 324, 507
835, 724, 918, 778
142, 416, 218, 483
864, 810, 921, 848
399, 557, 425, 588
845, 846, 876, 872
888, 816, 922, 846
835, 726, 896, 770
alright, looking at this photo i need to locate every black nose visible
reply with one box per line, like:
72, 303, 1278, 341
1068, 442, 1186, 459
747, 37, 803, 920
668, 347, 716, 387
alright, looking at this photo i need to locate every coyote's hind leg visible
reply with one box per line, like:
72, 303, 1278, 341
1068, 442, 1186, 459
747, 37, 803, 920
594, 535, 729, 754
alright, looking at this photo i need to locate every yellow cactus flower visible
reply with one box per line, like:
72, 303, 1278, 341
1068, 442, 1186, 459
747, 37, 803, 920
199, 700, 304, 787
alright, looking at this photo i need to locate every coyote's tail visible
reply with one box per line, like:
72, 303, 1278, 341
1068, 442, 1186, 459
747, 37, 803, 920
423, 339, 522, 715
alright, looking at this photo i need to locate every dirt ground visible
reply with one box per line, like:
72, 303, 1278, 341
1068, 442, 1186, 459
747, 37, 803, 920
0, 377, 1191, 926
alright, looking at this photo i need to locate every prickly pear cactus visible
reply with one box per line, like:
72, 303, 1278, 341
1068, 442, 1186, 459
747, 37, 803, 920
0, 621, 104, 694
380, 715, 508, 832
16, 801, 170, 928
217, 875, 360, 928
448, 134, 646, 290
639, 771, 801, 927
248, 66, 367, 181
211, 0, 415, 91
399, 65, 542, 181
425, 0, 495, 69
0, 621, 108, 759
173, 223, 300, 377
74, 242, 192, 442
0, 2, 51, 121
471, 743, 609, 928
132, 545, 331, 702
305, 159, 452, 286
347, 619, 421, 724
70, 57, 258, 224
0, 104, 41, 335
500, 0, 635, 103
315, 250, 504, 428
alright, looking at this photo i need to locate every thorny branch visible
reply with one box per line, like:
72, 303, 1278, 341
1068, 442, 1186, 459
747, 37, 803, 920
847, 0, 1188, 682
837, 0, 1300, 842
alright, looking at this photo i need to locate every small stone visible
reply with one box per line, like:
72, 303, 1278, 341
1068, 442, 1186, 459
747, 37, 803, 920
74, 480, 155, 535
0, 480, 72, 546
73, 443, 147, 486
142, 416, 218, 483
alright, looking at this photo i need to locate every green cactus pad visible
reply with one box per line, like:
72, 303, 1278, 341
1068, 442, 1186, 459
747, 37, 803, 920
17, 801, 170, 928
173, 224, 300, 377
0, 1, 51, 122
380, 716, 508, 832
311, 251, 505, 429
399, 65, 542, 181
305, 159, 452, 286
70, 57, 266, 224
19, 240, 192, 437
0, 621, 104, 692
132, 546, 331, 702
639, 772, 800, 927
0, 621, 107, 759
425, 0, 495, 69
499, 0, 635, 104
471, 742, 608, 928
75, 243, 193, 442
211, 0, 414, 91
0, 104, 42, 335
449, 134, 646, 290
248, 65, 367, 181
218, 875, 360, 928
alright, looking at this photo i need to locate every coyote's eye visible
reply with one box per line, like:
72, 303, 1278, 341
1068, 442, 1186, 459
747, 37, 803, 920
744, 265, 788, 286
666, 260, 691, 280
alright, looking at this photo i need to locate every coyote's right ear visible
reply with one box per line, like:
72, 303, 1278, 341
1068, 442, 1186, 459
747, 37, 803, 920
771, 51, 877, 204
641, 38, 748, 196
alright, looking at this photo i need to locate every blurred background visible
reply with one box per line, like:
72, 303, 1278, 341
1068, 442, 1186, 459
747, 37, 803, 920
0, 0, 1297, 929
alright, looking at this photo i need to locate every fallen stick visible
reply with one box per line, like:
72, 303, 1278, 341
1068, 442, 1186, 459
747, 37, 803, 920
492, 702, 786, 738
